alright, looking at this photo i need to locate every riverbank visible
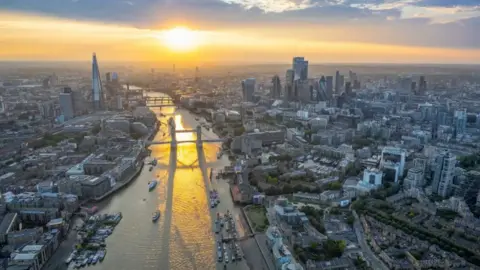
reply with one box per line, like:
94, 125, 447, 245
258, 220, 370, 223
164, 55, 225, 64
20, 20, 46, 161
92, 162, 144, 202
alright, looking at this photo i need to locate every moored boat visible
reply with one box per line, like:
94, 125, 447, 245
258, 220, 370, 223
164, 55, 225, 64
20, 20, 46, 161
152, 210, 161, 222
148, 180, 157, 191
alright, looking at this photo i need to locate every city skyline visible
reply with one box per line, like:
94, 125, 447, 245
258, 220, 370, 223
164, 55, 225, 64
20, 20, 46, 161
1, 0, 480, 63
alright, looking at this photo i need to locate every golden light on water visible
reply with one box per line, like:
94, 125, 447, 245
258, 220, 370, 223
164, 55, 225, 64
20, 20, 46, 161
175, 114, 195, 142
159, 27, 200, 52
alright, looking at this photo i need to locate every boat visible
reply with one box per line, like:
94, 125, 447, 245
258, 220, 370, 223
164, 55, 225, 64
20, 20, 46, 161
152, 210, 161, 222
98, 250, 106, 261
65, 251, 76, 265
92, 255, 99, 264
148, 180, 158, 191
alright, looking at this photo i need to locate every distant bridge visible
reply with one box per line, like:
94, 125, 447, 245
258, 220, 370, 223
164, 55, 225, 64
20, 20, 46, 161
145, 96, 176, 107
145, 117, 226, 148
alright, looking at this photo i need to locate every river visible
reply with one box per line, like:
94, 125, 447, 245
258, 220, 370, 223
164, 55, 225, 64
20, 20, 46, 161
87, 94, 233, 270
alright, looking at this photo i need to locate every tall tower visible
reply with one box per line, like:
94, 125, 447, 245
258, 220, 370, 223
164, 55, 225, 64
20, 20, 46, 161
432, 150, 456, 197
242, 78, 256, 102
292, 57, 308, 80
335, 70, 341, 94
92, 53, 104, 110
195, 66, 199, 83
271, 75, 281, 99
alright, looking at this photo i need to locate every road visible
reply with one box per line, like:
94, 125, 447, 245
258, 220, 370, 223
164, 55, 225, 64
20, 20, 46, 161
352, 211, 389, 270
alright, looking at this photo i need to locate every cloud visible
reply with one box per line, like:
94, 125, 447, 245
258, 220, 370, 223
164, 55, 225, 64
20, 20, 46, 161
1, 0, 480, 49
416, 0, 479, 7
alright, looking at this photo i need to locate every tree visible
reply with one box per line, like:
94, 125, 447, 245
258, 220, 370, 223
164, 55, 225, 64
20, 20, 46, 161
346, 214, 355, 225
327, 181, 342, 190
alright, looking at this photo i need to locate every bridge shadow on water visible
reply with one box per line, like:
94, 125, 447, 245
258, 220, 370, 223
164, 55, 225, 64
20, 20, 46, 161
158, 145, 177, 269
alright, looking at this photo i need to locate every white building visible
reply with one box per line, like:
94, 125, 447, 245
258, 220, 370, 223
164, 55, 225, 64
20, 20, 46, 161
380, 147, 406, 178
362, 168, 383, 186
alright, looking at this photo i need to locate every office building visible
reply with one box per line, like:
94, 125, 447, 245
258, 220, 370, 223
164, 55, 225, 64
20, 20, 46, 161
349, 70, 357, 82
271, 75, 282, 99
242, 78, 256, 102
71, 90, 87, 116
398, 77, 413, 92
418, 76, 427, 94
112, 72, 119, 83
106, 72, 111, 83
382, 161, 401, 183
284, 69, 295, 102
334, 71, 341, 93
380, 147, 406, 178
362, 168, 383, 186
38, 101, 55, 119
317, 76, 328, 101
339, 75, 344, 92
59, 91, 74, 121
345, 81, 352, 96
92, 53, 104, 110
454, 109, 467, 138
432, 150, 456, 197
292, 57, 308, 80
326, 76, 333, 98
404, 167, 424, 189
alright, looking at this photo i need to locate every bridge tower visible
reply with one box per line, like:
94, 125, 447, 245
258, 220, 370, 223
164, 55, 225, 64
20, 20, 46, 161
196, 125, 202, 147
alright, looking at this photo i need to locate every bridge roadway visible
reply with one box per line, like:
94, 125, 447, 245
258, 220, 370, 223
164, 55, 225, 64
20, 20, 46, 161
145, 117, 226, 146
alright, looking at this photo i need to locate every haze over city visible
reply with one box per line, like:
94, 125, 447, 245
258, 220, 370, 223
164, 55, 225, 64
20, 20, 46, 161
2, 1, 480, 270
1, 0, 480, 64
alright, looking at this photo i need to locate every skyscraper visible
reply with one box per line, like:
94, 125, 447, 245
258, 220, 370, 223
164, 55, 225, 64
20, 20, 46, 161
284, 69, 295, 102
345, 81, 352, 96
318, 76, 327, 101
59, 90, 74, 121
334, 71, 341, 93
454, 109, 467, 138
242, 78, 256, 102
92, 53, 104, 110
292, 57, 308, 80
432, 150, 456, 197
112, 72, 119, 83
418, 76, 427, 94
271, 75, 281, 99
339, 75, 345, 92
326, 76, 334, 98
106, 72, 111, 83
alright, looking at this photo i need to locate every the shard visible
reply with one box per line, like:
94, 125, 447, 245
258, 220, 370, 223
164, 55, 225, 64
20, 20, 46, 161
92, 53, 104, 110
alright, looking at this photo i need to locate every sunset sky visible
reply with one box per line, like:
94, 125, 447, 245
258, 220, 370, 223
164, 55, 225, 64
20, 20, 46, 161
1, 0, 480, 64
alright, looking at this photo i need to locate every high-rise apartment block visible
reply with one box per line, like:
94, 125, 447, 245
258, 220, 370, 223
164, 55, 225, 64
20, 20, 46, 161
454, 109, 467, 138
431, 150, 456, 197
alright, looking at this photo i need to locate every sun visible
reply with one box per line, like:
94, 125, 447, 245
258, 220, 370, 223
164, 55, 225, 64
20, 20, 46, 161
160, 27, 199, 52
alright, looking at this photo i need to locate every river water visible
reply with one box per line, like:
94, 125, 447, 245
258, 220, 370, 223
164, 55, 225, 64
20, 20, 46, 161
89, 94, 231, 270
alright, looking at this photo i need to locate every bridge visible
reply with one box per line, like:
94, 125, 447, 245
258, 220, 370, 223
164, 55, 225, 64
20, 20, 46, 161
146, 117, 225, 147
145, 96, 176, 107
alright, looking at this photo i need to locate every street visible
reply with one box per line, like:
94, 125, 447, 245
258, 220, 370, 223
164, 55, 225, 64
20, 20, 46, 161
352, 211, 389, 270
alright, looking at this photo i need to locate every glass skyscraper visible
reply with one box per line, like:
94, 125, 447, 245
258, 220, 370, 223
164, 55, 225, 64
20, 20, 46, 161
92, 53, 104, 110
